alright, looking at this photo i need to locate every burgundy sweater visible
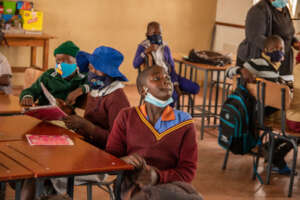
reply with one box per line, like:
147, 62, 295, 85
83, 88, 130, 148
106, 106, 198, 183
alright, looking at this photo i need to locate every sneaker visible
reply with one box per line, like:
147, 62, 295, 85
272, 165, 294, 175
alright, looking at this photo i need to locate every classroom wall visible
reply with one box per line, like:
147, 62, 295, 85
0, 0, 217, 86
213, 0, 253, 55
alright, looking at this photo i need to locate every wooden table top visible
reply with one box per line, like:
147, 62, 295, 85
0, 95, 22, 114
4, 33, 54, 39
0, 138, 133, 178
173, 53, 231, 71
0, 149, 33, 181
0, 115, 41, 141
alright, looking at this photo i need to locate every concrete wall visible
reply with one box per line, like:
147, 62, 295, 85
1, 0, 217, 86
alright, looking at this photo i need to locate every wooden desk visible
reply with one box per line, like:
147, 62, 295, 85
0, 94, 22, 115
0, 115, 40, 141
0, 138, 133, 198
3, 33, 54, 72
0, 150, 33, 200
173, 53, 231, 139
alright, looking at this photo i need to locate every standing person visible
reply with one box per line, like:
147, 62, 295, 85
237, 0, 300, 78
133, 21, 200, 106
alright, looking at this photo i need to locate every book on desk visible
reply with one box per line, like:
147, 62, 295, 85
23, 82, 67, 121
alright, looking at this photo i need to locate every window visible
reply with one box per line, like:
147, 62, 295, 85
253, 0, 298, 16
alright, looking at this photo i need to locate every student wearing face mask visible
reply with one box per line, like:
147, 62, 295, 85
226, 35, 295, 175
133, 21, 200, 106
62, 46, 130, 149
237, 0, 300, 80
19, 41, 88, 113
20, 46, 131, 199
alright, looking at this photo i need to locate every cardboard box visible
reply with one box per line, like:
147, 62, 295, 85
21, 10, 43, 31
3, 1, 16, 14
232, 78, 292, 109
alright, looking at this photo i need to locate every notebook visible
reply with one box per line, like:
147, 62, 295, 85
23, 82, 67, 121
26, 134, 74, 146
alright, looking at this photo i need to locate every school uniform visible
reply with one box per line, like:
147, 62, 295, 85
83, 81, 130, 148
226, 55, 294, 172
20, 68, 89, 106
133, 40, 200, 105
0, 52, 12, 94
106, 104, 198, 183
226, 56, 281, 82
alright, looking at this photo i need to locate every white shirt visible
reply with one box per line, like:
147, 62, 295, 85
0, 52, 12, 94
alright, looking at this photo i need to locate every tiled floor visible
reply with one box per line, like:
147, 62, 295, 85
4, 85, 300, 199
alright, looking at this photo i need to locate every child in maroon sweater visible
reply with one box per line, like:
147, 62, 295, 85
63, 46, 130, 149
106, 65, 199, 199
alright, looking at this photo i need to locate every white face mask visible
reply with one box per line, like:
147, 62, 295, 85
144, 88, 173, 108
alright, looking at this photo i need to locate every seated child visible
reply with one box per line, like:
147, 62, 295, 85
22, 46, 131, 198
0, 52, 12, 94
63, 46, 130, 149
133, 21, 200, 106
226, 35, 293, 174
106, 65, 200, 199
286, 52, 300, 132
20, 41, 88, 113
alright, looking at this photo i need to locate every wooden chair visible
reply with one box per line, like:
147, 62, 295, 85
24, 66, 44, 89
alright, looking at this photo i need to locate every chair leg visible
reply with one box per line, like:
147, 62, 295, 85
266, 134, 275, 185
252, 154, 260, 180
0, 182, 6, 200
106, 184, 115, 200
87, 184, 93, 200
222, 149, 230, 170
288, 139, 298, 198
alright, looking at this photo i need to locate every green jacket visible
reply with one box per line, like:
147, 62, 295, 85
20, 68, 89, 106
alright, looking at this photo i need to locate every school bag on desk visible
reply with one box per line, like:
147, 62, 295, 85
186, 49, 231, 66
218, 78, 258, 155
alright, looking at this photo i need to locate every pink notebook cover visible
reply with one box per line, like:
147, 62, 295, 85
24, 105, 67, 121
26, 134, 74, 146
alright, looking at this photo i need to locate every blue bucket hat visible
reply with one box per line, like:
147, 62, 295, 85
76, 46, 128, 81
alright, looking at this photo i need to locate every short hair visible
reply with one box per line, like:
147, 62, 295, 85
147, 21, 160, 32
136, 66, 153, 94
263, 35, 283, 49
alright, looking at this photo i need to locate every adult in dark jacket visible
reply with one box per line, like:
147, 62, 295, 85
237, 0, 300, 76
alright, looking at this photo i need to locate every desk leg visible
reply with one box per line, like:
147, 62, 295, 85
35, 179, 43, 199
200, 70, 208, 140
43, 39, 49, 71
213, 71, 221, 125
15, 181, 21, 200
221, 71, 227, 105
67, 176, 74, 199
30, 47, 37, 67
0, 182, 5, 200
207, 72, 214, 126
114, 172, 124, 200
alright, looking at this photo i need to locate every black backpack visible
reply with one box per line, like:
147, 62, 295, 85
218, 83, 258, 155
186, 49, 231, 66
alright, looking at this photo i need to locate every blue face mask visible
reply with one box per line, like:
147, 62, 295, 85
88, 71, 112, 90
271, 0, 288, 8
55, 62, 77, 78
144, 92, 173, 108
266, 50, 284, 63
147, 34, 163, 45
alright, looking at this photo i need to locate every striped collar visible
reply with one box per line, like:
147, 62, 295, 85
139, 104, 175, 121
